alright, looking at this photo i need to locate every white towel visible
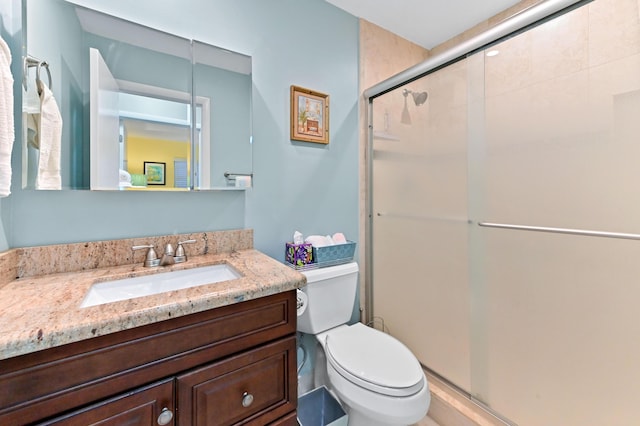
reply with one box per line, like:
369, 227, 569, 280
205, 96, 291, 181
0, 36, 14, 198
35, 80, 62, 190
23, 76, 41, 149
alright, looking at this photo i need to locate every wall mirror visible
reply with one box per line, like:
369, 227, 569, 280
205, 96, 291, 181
23, 0, 253, 191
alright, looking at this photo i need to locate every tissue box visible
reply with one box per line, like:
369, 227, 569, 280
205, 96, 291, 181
313, 241, 356, 264
285, 242, 313, 266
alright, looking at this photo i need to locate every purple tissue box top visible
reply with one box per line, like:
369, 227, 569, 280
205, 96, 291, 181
286, 242, 313, 266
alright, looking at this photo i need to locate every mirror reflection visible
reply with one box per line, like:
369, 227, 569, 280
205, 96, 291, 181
117, 91, 201, 190
23, 0, 252, 191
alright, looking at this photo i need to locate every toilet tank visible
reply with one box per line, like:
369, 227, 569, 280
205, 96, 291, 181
298, 262, 359, 334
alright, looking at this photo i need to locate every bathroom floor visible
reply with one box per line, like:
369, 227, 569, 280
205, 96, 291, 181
419, 369, 509, 426
414, 415, 440, 426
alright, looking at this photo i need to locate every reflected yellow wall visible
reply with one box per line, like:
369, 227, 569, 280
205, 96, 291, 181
126, 136, 189, 189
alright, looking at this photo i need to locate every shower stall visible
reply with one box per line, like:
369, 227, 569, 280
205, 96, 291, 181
365, 0, 640, 424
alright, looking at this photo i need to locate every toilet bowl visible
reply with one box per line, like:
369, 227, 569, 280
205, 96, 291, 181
298, 262, 430, 426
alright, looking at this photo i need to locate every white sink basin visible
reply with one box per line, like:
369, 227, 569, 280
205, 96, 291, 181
80, 264, 241, 308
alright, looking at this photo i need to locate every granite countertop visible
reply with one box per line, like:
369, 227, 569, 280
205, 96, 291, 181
0, 249, 306, 361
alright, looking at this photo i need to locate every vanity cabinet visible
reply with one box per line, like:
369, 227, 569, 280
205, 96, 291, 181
0, 291, 297, 425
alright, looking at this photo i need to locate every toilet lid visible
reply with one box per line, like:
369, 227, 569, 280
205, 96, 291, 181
325, 323, 424, 397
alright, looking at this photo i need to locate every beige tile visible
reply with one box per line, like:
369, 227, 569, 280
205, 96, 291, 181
485, 3, 589, 98
360, 19, 430, 88
589, 0, 640, 67
589, 53, 640, 122
426, 372, 509, 426
530, 7, 588, 83
485, 31, 533, 97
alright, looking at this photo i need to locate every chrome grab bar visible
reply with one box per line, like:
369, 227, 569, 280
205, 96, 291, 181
478, 222, 640, 241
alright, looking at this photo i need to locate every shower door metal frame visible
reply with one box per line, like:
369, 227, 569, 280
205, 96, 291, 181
363, 0, 587, 326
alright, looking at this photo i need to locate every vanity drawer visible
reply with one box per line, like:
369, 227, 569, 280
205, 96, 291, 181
39, 378, 174, 426
177, 336, 297, 426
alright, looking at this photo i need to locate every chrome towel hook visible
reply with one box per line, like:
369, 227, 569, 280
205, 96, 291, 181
23, 55, 52, 93
36, 60, 52, 93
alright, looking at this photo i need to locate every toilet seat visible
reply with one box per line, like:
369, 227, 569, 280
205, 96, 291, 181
324, 323, 424, 397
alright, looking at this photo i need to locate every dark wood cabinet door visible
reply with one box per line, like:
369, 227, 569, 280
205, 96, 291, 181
40, 379, 174, 426
177, 337, 297, 426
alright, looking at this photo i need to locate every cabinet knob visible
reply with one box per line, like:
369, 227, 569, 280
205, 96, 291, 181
157, 407, 174, 425
241, 391, 254, 408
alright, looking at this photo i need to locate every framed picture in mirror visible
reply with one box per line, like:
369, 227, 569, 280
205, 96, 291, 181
290, 85, 329, 144
144, 162, 166, 185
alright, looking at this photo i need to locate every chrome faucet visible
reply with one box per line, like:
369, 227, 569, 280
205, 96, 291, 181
132, 244, 160, 267
160, 243, 175, 266
132, 240, 196, 267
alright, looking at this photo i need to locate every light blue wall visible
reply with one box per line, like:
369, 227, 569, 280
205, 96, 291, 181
0, 199, 8, 252
0, 0, 22, 252
2, 0, 360, 261
195, 60, 253, 189
26, 0, 84, 189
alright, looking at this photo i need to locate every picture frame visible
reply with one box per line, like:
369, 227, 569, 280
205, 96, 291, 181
290, 85, 329, 144
144, 161, 166, 185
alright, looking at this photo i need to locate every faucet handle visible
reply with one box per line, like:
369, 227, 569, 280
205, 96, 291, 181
132, 244, 160, 267
175, 239, 196, 263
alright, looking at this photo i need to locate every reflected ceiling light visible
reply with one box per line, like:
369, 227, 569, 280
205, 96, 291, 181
486, 49, 500, 57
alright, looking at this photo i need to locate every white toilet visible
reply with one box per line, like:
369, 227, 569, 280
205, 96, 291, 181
298, 262, 430, 426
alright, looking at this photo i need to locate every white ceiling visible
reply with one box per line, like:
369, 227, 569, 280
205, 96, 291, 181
325, 0, 526, 49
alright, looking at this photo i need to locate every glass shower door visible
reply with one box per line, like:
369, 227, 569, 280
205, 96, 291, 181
470, 0, 640, 424
371, 59, 472, 391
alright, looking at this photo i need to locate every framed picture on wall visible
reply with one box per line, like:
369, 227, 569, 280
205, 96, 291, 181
144, 161, 166, 185
290, 85, 329, 144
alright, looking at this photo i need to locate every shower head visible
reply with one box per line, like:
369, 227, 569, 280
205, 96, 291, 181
401, 89, 427, 125
412, 91, 428, 106
403, 89, 428, 106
